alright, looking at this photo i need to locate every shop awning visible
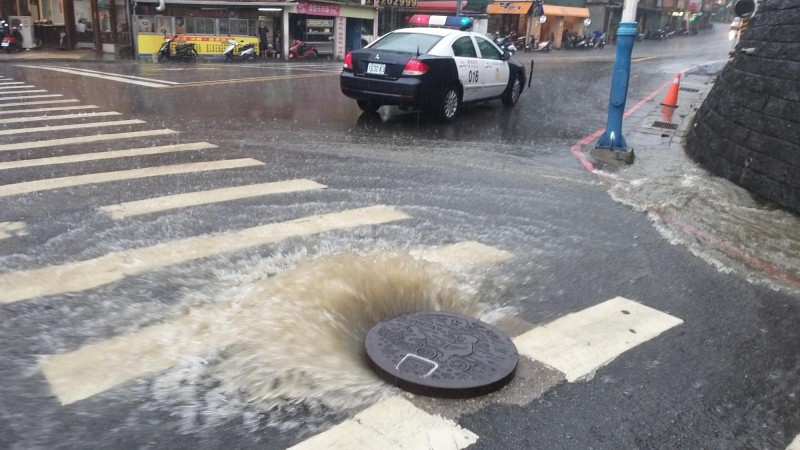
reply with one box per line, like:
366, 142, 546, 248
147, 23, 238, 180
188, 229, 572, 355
487, 1, 533, 15
414, 0, 468, 12
541, 4, 590, 18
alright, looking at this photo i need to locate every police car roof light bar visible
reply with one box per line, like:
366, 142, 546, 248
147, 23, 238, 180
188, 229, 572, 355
409, 15, 473, 30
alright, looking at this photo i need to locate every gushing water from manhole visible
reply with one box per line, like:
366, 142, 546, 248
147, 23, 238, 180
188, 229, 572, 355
152, 250, 501, 431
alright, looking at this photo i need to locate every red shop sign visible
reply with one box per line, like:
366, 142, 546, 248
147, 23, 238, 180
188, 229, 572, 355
297, 1, 341, 16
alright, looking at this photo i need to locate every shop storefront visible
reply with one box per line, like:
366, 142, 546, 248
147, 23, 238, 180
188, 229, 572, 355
1, 0, 131, 51
132, 0, 376, 60
534, 4, 590, 49
486, 1, 533, 43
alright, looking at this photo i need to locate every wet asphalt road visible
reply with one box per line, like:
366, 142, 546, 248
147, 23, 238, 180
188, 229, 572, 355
1, 26, 799, 449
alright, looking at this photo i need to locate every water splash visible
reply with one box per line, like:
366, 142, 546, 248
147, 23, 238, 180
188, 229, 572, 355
150, 250, 499, 433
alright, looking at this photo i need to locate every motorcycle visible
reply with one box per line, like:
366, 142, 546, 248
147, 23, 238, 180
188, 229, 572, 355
1, 22, 23, 54
288, 39, 318, 59
592, 32, 606, 49
493, 33, 517, 54
156, 34, 198, 63
527, 36, 552, 52
223, 37, 256, 62
511, 33, 526, 52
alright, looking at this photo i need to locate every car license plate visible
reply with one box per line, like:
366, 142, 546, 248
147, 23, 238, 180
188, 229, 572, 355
366, 63, 385, 75
1, 42, 8, 47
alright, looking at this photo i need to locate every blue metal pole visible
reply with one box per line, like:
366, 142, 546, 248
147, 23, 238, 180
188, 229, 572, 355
595, 21, 637, 153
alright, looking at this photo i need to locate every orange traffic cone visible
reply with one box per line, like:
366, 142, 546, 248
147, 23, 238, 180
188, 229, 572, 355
660, 73, 681, 107
661, 104, 676, 123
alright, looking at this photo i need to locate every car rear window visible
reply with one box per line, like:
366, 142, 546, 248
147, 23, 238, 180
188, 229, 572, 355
370, 32, 443, 54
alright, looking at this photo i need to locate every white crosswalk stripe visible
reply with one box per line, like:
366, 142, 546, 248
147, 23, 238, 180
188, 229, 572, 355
0, 158, 264, 198
0, 105, 99, 115
0, 94, 62, 101
0, 99, 80, 107
513, 297, 683, 382
99, 178, 327, 219
0, 89, 47, 94
0, 221, 28, 240
0, 111, 121, 124
0, 119, 145, 136
0, 129, 177, 152
0, 142, 217, 170
0, 205, 409, 304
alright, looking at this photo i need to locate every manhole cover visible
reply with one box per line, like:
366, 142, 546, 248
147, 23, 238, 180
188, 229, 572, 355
365, 311, 518, 398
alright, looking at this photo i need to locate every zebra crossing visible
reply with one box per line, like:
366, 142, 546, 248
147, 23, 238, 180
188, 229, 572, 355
7, 75, 788, 449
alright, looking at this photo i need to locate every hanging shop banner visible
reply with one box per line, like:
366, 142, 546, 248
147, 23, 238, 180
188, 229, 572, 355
297, 1, 341, 16
137, 34, 259, 56
487, 1, 533, 15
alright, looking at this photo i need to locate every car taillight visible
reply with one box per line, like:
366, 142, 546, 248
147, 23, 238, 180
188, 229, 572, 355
402, 59, 429, 76
343, 53, 353, 70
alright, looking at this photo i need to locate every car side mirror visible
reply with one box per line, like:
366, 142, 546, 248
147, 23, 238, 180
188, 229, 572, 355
502, 51, 511, 61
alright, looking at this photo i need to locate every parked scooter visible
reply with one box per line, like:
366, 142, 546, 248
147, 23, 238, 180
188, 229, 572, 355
1, 21, 23, 54
527, 35, 552, 52
289, 38, 318, 59
493, 32, 517, 54
223, 37, 256, 62
156, 34, 198, 63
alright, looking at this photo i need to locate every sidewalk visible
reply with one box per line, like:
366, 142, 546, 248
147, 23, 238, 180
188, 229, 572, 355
590, 68, 800, 295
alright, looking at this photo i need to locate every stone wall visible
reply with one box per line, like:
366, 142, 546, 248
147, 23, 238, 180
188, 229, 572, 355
685, 0, 800, 214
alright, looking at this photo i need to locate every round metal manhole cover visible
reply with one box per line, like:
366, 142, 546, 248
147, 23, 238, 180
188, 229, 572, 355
365, 311, 518, 398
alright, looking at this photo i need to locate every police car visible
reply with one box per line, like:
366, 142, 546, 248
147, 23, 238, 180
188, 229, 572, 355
340, 15, 527, 122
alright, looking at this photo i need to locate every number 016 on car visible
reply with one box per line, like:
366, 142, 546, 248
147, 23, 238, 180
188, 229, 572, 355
367, 63, 385, 75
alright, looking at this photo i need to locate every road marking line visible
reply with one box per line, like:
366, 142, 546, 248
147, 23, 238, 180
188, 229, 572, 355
0, 99, 79, 108
0, 94, 62, 101
788, 433, 800, 450
0, 81, 26, 85
0, 84, 34, 89
1, 205, 409, 305
173, 72, 336, 88
99, 178, 327, 219
0, 119, 145, 136
288, 396, 479, 450
0, 89, 47, 95
513, 296, 683, 382
15, 65, 175, 88
0, 111, 120, 124
0, 221, 28, 240
51, 66, 181, 85
0, 158, 263, 198
0, 142, 217, 171
36, 239, 501, 405
0, 105, 99, 115
415, 240, 514, 269
0, 129, 177, 152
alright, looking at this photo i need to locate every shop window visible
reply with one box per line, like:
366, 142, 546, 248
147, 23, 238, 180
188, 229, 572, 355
193, 18, 216, 35
154, 16, 172, 35
229, 18, 250, 36
137, 15, 154, 33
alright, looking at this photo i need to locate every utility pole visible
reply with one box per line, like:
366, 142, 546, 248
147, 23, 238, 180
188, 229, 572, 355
590, 0, 638, 165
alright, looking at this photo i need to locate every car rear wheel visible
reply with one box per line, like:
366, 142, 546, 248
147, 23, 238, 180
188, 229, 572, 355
502, 72, 523, 106
357, 100, 381, 113
434, 84, 460, 122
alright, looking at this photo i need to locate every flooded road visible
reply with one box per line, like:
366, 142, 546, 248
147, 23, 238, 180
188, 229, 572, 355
1, 24, 799, 449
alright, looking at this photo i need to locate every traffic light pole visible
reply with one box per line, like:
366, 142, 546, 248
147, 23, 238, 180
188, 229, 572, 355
590, 0, 638, 165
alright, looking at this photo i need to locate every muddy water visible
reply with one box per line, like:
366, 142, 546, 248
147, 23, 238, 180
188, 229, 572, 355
149, 251, 503, 433
606, 136, 800, 295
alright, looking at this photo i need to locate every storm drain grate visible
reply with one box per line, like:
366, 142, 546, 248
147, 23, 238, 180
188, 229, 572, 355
680, 87, 700, 93
652, 121, 679, 130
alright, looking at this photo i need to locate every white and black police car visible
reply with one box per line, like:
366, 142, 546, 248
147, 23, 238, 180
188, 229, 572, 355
340, 15, 527, 122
